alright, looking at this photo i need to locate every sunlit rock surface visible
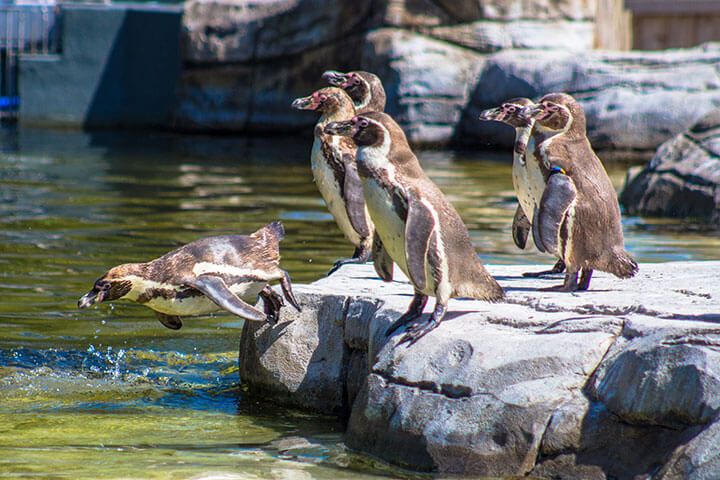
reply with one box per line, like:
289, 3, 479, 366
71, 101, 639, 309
239, 262, 720, 477
621, 108, 720, 224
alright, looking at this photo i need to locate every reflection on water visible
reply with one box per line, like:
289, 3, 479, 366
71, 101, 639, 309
0, 126, 718, 478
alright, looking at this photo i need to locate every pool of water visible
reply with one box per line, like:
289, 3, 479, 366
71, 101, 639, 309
1, 126, 718, 479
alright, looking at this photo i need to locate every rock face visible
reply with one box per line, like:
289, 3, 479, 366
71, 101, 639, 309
178, 0, 720, 151
239, 262, 720, 477
621, 108, 720, 224
464, 45, 720, 152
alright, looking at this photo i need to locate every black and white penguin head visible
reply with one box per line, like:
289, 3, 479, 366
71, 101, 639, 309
323, 112, 392, 148
322, 70, 386, 112
525, 93, 587, 135
479, 97, 535, 127
78, 266, 135, 308
291, 87, 354, 115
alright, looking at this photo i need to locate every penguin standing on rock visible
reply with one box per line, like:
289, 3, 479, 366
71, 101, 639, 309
322, 70, 386, 114
292, 87, 376, 274
524, 93, 638, 292
78, 222, 301, 329
479, 98, 566, 277
324, 113, 504, 346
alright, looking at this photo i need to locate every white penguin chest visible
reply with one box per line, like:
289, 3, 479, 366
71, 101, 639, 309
144, 281, 265, 317
311, 137, 362, 246
362, 176, 410, 278
513, 138, 545, 223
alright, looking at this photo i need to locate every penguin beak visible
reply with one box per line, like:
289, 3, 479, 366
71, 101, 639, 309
78, 289, 101, 308
324, 120, 355, 136
322, 70, 349, 88
523, 105, 545, 121
479, 106, 504, 122
291, 95, 318, 111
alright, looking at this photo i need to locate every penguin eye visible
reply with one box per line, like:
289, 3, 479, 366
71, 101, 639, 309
358, 119, 369, 128
353, 77, 361, 86
548, 104, 560, 112
505, 104, 516, 113
318, 94, 328, 102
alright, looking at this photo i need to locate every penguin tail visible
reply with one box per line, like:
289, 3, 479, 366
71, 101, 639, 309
456, 261, 505, 302
256, 221, 285, 243
609, 248, 639, 279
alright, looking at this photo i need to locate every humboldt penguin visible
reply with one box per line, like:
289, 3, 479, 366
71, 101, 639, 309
78, 222, 301, 328
524, 93, 638, 292
478, 98, 566, 277
292, 87, 376, 274
322, 70, 386, 114
324, 113, 504, 346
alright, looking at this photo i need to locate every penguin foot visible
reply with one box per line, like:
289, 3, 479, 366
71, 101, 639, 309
539, 271, 579, 292
327, 257, 367, 276
398, 303, 447, 347
522, 259, 566, 278
259, 286, 284, 326
385, 292, 428, 337
280, 270, 302, 313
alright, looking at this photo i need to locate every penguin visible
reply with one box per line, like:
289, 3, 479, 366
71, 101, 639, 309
78, 222, 301, 329
322, 70, 386, 114
478, 98, 566, 277
291, 87, 376, 274
324, 113, 504, 346
524, 93, 638, 292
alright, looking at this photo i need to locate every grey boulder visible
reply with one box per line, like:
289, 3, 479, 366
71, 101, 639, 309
621, 108, 720, 223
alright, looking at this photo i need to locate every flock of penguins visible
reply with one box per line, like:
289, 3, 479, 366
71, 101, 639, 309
78, 69, 638, 347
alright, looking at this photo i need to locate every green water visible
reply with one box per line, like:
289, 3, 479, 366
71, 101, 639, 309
0, 127, 718, 479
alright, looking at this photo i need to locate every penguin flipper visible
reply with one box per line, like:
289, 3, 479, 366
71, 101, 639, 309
155, 312, 183, 330
535, 172, 577, 254
404, 194, 439, 292
372, 232, 394, 282
341, 154, 371, 238
512, 205, 531, 250
186, 275, 267, 322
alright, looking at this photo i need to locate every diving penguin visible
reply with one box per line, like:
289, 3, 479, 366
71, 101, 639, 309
524, 93, 638, 292
479, 98, 566, 277
78, 222, 301, 329
322, 70, 386, 114
324, 113, 504, 346
292, 87, 377, 274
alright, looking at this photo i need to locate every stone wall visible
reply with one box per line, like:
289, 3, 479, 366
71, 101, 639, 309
177, 0, 720, 152
239, 262, 720, 478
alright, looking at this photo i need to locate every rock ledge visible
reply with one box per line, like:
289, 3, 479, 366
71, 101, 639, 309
240, 262, 720, 478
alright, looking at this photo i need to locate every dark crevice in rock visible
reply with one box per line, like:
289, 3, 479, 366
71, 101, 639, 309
372, 370, 503, 401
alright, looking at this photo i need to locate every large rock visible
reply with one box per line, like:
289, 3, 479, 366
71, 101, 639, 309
361, 29, 485, 145
620, 108, 720, 224
176, 0, 614, 143
182, 0, 376, 64
461, 44, 720, 151
238, 262, 720, 477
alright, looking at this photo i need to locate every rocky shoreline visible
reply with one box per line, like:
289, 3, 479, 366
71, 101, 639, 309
240, 262, 720, 478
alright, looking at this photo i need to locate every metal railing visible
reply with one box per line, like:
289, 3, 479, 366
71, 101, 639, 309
0, 3, 61, 120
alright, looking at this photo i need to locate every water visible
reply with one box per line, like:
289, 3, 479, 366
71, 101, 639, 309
0, 126, 718, 479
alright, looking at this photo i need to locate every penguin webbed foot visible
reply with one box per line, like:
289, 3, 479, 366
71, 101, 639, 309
398, 303, 447, 347
259, 286, 284, 326
155, 312, 183, 330
385, 292, 428, 337
540, 271, 579, 292
522, 259, 566, 278
280, 271, 302, 313
327, 257, 363, 276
